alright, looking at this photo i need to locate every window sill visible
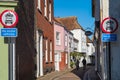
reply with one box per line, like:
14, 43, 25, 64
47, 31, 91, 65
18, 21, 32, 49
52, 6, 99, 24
49, 21, 53, 24
37, 7, 42, 14
45, 62, 49, 64
44, 16, 48, 20
56, 44, 61, 46
50, 62, 53, 63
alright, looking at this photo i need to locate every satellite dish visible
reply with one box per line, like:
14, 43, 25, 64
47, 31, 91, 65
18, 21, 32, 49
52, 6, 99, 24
85, 31, 93, 36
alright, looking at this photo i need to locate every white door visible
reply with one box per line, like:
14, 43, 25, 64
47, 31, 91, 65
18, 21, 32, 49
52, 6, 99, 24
55, 53, 59, 71
36, 31, 43, 77
39, 35, 43, 76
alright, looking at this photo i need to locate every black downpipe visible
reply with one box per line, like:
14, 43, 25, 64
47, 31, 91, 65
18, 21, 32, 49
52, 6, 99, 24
108, 42, 111, 80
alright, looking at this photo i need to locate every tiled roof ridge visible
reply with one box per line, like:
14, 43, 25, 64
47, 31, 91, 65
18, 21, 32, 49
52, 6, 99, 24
55, 16, 85, 31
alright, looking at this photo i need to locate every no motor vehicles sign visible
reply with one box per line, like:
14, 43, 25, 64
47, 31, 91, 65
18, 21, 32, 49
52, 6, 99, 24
101, 17, 118, 33
0, 10, 18, 28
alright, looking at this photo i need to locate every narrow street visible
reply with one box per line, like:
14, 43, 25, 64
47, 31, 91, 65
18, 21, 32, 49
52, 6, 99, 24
2, 0, 120, 80
38, 65, 98, 80
53, 73, 80, 80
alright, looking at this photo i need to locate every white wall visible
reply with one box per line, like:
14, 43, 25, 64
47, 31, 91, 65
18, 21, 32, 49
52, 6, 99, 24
87, 43, 95, 55
71, 29, 87, 53
86, 43, 95, 63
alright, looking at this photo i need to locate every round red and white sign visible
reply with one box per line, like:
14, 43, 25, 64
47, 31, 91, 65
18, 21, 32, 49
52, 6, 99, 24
0, 10, 18, 28
101, 17, 118, 33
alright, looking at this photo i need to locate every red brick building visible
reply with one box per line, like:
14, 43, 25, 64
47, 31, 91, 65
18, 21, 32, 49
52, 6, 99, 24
35, 0, 54, 77
16, 0, 35, 80
15, 0, 54, 80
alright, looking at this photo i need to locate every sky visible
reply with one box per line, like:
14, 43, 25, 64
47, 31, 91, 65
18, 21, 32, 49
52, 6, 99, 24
54, 0, 95, 31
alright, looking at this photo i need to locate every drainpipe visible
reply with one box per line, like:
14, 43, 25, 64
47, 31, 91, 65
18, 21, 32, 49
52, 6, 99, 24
106, 42, 111, 80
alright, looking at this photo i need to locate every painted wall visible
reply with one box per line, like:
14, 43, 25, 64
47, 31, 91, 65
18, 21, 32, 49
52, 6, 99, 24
71, 29, 87, 53
109, 0, 120, 79
54, 23, 65, 51
54, 23, 69, 70
100, 0, 120, 79
87, 43, 95, 55
0, 1, 17, 80
68, 32, 74, 53
73, 39, 79, 52
64, 29, 69, 52
86, 43, 95, 63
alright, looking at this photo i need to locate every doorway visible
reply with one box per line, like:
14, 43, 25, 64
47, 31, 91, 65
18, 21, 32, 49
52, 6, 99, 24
36, 30, 43, 77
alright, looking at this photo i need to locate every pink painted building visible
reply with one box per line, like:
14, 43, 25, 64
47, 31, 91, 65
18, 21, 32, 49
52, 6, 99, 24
54, 21, 68, 71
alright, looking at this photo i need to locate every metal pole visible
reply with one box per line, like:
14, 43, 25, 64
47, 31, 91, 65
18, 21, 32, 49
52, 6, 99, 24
106, 42, 111, 80
9, 37, 13, 80
9, 37, 16, 80
108, 42, 111, 80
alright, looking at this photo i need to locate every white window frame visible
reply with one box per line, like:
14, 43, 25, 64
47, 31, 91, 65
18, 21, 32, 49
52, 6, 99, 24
59, 53, 61, 61
49, 3, 52, 22
65, 53, 68, 64
44, 0, 47, 17
56, 32, 61, 45
50, 41, 52, 62
45, 39, 48, 62
37, 0, 41, 11
65, 34, 67, 46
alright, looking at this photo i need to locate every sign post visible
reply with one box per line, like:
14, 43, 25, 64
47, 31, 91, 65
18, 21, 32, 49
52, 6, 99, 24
101, 17, 118, 42
101, 17, 118, 80
0, 10, 18, 80
101, 17, 118, 34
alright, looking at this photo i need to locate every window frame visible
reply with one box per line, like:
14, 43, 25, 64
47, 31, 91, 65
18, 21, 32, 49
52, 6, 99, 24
37, 0, 41, 11
50, 41, 53, 62
44, 0, 47, 17
56, 32, 61, 45
45, 39, 48, 62
49, 2, 52, 22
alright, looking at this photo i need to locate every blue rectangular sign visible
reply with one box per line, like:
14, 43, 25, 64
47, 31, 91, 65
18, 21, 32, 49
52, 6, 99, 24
0, 28, 18, 37
102, 33, 117, 42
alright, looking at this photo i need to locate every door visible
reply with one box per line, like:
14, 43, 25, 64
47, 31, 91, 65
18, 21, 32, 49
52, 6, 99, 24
36, 31, 43, 77
55, 53, 59, 71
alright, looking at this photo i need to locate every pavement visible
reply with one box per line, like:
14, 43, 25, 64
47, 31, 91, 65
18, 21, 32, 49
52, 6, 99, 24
83, 67, 101, 80
37, 65, 100, 80
53, 73, 80, 80
37, 68, 74, 80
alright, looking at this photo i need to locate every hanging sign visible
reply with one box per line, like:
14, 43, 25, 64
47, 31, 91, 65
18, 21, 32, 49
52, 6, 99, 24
0, 10, 18, 28
101, 17, 118, 33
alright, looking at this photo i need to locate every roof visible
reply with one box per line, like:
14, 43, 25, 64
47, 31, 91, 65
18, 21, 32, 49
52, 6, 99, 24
86, 36, 93, 43
55, 16, 84, 31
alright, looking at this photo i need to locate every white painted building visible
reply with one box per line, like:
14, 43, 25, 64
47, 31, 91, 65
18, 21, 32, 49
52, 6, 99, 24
71, 29, 87, 53
73, 38, 79, 52
86, 37, 95, 64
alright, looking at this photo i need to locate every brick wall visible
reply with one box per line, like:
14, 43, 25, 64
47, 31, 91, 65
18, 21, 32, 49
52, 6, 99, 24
36, 0, 54, 74
59, 52, 68, 70
16, 0, 35, 80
